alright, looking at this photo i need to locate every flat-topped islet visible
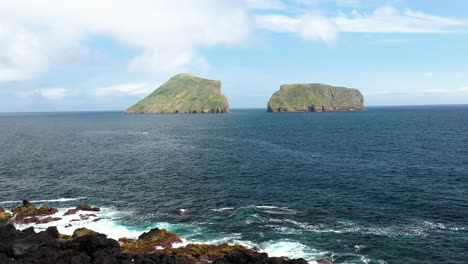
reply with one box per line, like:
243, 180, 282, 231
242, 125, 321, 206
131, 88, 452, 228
125, 73, 229, 114
267, 83, 364, 112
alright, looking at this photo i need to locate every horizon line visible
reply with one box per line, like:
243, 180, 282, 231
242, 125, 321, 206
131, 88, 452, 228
0, 104, 467, 114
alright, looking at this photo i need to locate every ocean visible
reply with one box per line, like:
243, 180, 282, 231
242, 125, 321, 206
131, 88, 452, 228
0, 106, 467, 263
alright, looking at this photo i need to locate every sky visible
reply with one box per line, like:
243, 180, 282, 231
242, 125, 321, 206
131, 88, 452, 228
0, 0, 468, 112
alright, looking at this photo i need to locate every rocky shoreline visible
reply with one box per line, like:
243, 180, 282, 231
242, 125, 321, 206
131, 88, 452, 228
0, 201, 333, 264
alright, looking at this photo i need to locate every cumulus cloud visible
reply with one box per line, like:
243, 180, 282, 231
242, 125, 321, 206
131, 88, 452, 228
0, 22, 80, 82
256, 13, 337, 43
255, 6, 467, 43
1, 0, 466, 85
0, 0, 250, 82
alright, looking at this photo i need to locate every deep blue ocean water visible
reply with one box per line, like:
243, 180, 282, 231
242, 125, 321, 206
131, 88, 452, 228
0, 106, 467, 263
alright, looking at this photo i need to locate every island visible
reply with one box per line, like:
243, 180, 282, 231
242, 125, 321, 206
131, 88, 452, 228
125, 73, 229, 114
267, 83, 364, 112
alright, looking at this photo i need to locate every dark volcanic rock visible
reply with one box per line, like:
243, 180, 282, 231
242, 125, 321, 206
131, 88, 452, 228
64, 208, 79, 215
77, 205, 100, 212
0, 225, 323, 264
11, 201, 58, 223
0, 224, 121, 263
138, 228, 182, 245
64, 205, 101, 216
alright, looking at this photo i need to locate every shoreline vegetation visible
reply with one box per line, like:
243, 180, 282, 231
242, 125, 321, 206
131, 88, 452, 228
0, 200, 333, 264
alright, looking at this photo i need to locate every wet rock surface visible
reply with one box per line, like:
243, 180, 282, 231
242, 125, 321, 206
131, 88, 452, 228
0, 225, 320, 264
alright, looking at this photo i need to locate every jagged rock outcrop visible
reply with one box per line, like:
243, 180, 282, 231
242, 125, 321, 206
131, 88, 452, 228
9, 200, 59, 224
267, 83, 364, 112
125, 73, 229, 114
0, 225, 319, 264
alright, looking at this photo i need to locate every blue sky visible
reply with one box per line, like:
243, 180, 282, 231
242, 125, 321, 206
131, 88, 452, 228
0, 0, 467, 112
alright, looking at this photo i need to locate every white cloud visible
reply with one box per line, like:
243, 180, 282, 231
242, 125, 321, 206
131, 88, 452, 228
40, 88, 68, 100
94, 83, 155, 97
364, 91, 408, 96
0, 0, 250, 82
16, 87, 69, 100
256, 13, 337, 43
424, 89, 449, 94
244, 0, 286, 10
335, 6, 465, 33
255, 5, 467, 43
292, 0, 361, 7
0, 22, 80, 82
298, 14, 337, 43
423, 88, 468, 94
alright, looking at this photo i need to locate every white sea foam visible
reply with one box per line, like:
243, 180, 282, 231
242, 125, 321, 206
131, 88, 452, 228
255, 206, 281, 209
254, 205, 298, 214
178, 209, 190, 214
0, 197, 87, 205
210, 207, 234, 212
260, 240, 328, 261
265, 225, 302, 235
12, 206, 334, 263
14, 206, 145, 240
173, 234, 329, 263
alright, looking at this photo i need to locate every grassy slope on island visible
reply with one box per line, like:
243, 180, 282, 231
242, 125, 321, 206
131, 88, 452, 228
268, 83, 363, 111
125, 73, 229, 114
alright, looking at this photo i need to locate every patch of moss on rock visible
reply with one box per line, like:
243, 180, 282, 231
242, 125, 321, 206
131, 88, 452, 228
38, 204, 58, 215
0, 212, 12, 222
160, 243, 253, 261
138, 228, 182, 244
59, 234, 72, 240
121, 228, 182, 254
12, 200, 37, 218
11, 201, 58, 223
72, 228, 99, 238
120, 227, 252, 260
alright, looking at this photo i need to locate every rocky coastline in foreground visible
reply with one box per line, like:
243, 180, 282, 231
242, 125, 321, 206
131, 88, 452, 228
0, 200, 333, 264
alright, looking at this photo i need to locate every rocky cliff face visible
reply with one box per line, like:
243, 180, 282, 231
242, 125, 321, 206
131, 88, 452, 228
267, 84, 364, 112
125, 73, 229, 114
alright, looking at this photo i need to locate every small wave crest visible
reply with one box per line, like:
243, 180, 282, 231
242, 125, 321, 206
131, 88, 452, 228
254, 205, 298, 214
268, 218, 468, 238
210, 207, 234, 212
